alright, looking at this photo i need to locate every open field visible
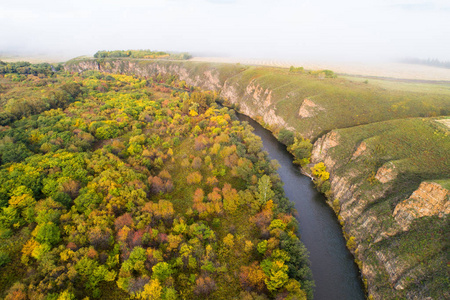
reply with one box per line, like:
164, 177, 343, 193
190, 57, 450, 82
341, 75, 450, 95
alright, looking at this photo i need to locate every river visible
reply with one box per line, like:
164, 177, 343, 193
238, 114, 366, 300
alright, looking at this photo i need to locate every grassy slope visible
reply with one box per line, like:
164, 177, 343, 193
322, 116, 449, 298
212, 64, 450, 299
341, 75, 450, 95
223, 67, 450, 140
330, 118, 450, 184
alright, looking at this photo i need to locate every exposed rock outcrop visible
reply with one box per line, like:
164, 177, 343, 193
310, 130, 339, 169
246, 79, 273, 106
436, 118, 450, 130
393, 182, 449, 230
352, 141, 367, 159
375, 250, 412, 291
298, 98, 325, 118
222, 78, 293, 131
310, 126, 448, 300
375, 162, 398, 183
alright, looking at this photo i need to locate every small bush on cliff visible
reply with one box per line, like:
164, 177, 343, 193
278, 129, 295, 146
288, 137, 313, 166
318, 180, 331, 194
311, 162, 331, 195
289, 66, 304, 73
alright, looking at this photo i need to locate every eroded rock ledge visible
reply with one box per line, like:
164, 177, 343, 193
393, 182, 449, 231
309, 129, 449, 300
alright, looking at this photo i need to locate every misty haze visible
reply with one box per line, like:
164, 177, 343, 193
1, 0, 450, 62
0, 1, 449, 300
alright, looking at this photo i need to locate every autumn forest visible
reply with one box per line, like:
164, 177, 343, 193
0, 64, 313, 299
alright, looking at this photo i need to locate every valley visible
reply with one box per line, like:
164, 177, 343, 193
65, 57, 449, 299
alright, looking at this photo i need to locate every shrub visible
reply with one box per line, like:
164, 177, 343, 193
278, 129, 295, 146
0, 251, 11, 267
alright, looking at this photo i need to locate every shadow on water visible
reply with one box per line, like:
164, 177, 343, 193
237, 113, 366, 300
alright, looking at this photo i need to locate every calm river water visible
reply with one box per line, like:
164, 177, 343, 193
238, 114, 366, 300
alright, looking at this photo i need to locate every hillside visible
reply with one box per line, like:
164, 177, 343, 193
311, 118, 449, 299
190, 57, 450, 82
65, 58, 450, 300
0, 68, 313, 299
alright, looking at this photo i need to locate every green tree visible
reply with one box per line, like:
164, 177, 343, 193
152, 262, 173, 281
122, 246, 146, 273
265, 260, 289, 291
256, 175, 275, 205
278, 129, 295, 146
33, 222, 61, 246
0, 142, 33, 164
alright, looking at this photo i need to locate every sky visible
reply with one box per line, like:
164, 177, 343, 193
1, 0, 449, 62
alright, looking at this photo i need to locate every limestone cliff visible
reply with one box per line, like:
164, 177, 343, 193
310, 130, 449, 300
298, 99, 325, 118
310, 130, 339, 170
393, 182, 449, 231
222, 78, 294, 131
375, 162, 398, 184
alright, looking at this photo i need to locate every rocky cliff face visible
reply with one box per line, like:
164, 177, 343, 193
310, 130, 339, 170
393, 182, 449, 231
222, 79, 294, 131
66, 59, 225, 92
298, 99, 325, 118
375, 162, 398, 184
310, 131, 449, 300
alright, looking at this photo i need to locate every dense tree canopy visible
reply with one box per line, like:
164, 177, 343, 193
0, 69, 312, 299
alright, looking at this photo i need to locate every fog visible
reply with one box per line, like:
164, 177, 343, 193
1, 0, 449, 62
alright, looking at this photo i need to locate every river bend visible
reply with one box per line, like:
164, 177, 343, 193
238, 114, 366, 300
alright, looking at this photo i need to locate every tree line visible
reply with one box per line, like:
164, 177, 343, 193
93, 50, 192, 60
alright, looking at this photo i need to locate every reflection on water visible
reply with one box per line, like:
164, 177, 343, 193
238, 113, 365, 300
